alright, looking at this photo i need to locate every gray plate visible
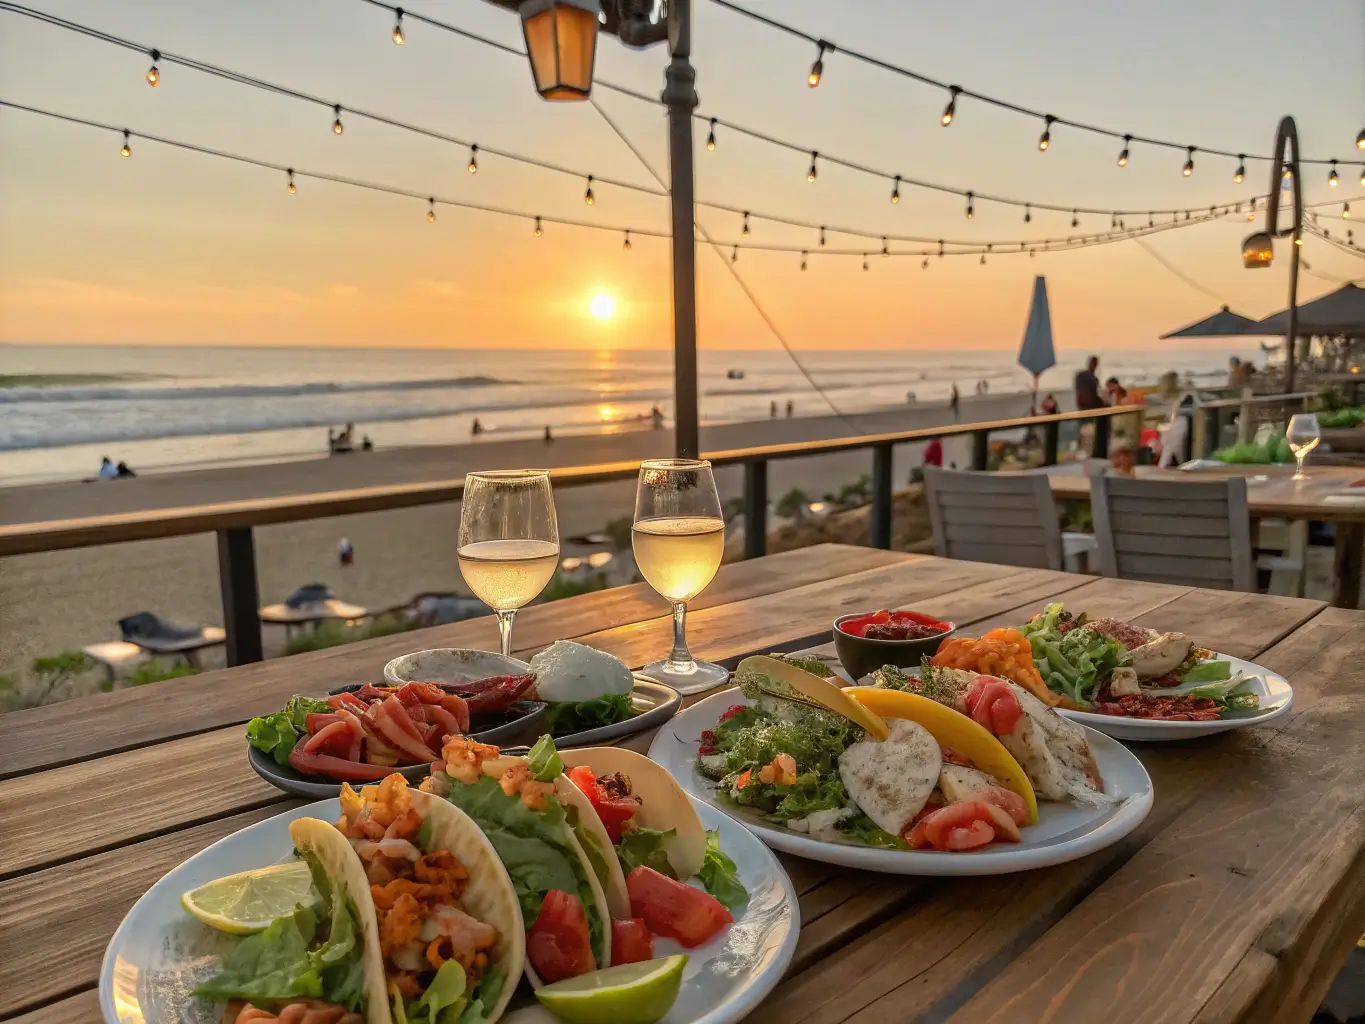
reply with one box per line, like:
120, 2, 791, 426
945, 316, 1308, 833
551, 674, 683, 749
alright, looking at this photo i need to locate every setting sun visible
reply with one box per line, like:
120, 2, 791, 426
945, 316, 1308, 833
589, 293, 616, 320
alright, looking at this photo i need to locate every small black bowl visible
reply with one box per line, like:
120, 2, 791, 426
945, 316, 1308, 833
833, 612, 955, 682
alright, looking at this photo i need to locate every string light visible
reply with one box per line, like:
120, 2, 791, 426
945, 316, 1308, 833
1329, 161, 1339, 187
890, 175, 900, 204
146, 49, 160, 87
731, 245, 738, 262
427, 198, 435, 223
965, 191, 974, 219
921, 257, 929, 269
808, 41, 829, 87
706, 118, 716, 151
1024, 204, 1031, 223
1071, 210, 1079, 228
467, 145, 478, 173
862, 254, 869, 271
741, 211, 750, 236
1029, 248, 1035, 258
1358, 128, 1365, 151
800, 250, 808, 270
1233, 156, 1245, 183
881, 237, 889, 256
1116, 135, 1130, 167
286, 168, 296, 193
119, 129, 131, 157
1345, 202, 1352, 218
1037, 115, 1054, 152
819, 226, 826, 247
940, 86, 960, 126
584, 176, 594, 205
807, 151, 818, 182
392, 7, 405, 44
533, 216, 542, 236
332, 104, 344, 135
1360, 168, 1365, 187
1182, 146, 1194, 176
938, 240, 945, 257
623, 230, 631, 251
1248, 197, 1257, 221
1148, 212, 1154, 227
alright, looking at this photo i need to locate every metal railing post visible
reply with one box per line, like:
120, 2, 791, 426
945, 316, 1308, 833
1202, 407, 1221, 457
1042, 420, 1060, 466
870, 443, 894, 550
1092, 414, 1111, 459
743, 459, 768, 559
971, 431, 990, 471
217, 526, 263, 666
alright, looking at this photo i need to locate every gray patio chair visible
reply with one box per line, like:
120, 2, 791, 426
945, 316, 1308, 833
923, 467, 1065, 570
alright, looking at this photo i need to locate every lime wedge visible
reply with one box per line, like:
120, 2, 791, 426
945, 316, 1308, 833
180, 861, 318, 934
535, 955, 687, 1024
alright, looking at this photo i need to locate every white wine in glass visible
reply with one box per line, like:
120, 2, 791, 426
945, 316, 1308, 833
632, 460, 730, 695
458, 470, 559, 657
1286, 414, 1321, 481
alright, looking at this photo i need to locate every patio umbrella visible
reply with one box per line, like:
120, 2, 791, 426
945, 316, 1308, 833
1159, 305, 1263, 338
1255, 283, 1365, 338
1017, 276, 1055, 406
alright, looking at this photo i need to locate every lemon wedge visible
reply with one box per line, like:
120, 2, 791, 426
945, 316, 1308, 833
180, 861, 318, 934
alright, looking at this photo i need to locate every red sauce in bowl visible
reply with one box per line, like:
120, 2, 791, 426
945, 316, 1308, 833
839, 609, 952, 641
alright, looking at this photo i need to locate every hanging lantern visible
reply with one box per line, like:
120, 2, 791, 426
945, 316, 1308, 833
519, 0, 600, 101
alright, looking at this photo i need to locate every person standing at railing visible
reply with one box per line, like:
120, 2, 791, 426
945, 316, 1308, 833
949, 383, 960, 419
1041, 393, 1060, 415
1075, 356, 1105, 411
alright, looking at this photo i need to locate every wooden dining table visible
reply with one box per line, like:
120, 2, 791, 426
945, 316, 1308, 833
1044, 464, 1365, 609
4, 543, 1364, 1024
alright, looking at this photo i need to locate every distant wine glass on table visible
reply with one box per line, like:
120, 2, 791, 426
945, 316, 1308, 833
1286, 414, 1321, 481
458, 470, 560, 658
632, 459, 730, 695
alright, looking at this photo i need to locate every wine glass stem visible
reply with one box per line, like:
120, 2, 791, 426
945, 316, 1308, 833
1296, 454, 1306, 479
495, 610, 517, 658
665, 601, 695, 673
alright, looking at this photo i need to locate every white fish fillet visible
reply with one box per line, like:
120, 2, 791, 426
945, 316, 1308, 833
997, 683, 1118, 807
839, 718, 942, 835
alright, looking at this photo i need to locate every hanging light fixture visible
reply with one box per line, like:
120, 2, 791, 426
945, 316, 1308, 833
1024, 204, 1031, 223
808, 41, 830, 87
706, 118, 716, 151
1357, 127, 1365, 150
940, 86, 960, 126
332, 104, 344, 135
1329, 160, 1339, 187
938, 239, 945, 257
1182, 146, 1195, 176
1345, 202, 1352, 218
392, 7, 405, 44
1233, 155, 1246, 183
146, 49, 161, 86
881, 237, 889, 257
1116, 134, 1130, 167
1037, 115, 1054, 152
583, 175, 594, 204
800, 250, 808, 270
741, 212, 750, 236
119, 129, 131, 157
1360, 168, 1365, 186
534, 216, 543, 236
1071, 210, 1079, 228
518, 0, 600, 101
427, 199, 436, 223
622, 230, 631, 251
818, 226, 826, 247
467, 145, 478, 173
862, 254, 869, 271
890, 175, 901, 204
807, 151, 818, 182
287, 168, 296, 194
731, 245, 738, 262
965, 192, 974, 219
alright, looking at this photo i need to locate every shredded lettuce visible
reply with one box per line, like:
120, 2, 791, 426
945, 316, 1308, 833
545, 693, 634, 736
697, 828, 749, 911
527, 734, 564, 782
616, 827, 676, 877
245, 696, 333, 766
836, 814, 909, 850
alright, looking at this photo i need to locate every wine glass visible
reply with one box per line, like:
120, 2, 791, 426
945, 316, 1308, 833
1286, 414, 1321, 481
632, 459, 730, 695
458, 470, 560, 657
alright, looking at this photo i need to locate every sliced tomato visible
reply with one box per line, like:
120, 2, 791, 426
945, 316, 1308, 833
566, 766, 640, 842
301, 720, 355, 757
394, 683, 428, 725
438, 693, 471, 734
527, 890, 596, 983
626, 867, 731, 948
610, 918, 654, 966
963, 678, 1023, 736
354, 684, 394, 703
366, 696, 437, 763
305, 712, 343, 736
423, 704, 464, 745
977, 786, 1029, 826
979, 803, 1021, 843
327, 692, 369, 713
906, 800, 1016, 851
943, 819, 996, 851
400, 680, 448, 705
422, 723, 442, 749
288, 749, 397, 781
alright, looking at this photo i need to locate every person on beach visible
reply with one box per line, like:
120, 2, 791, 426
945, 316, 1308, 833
361, 435, 373, 451
97, 456, 117, 480
1041, 393, 1060, 416
906, 390, 917, 403
544, 425, 555, 443
1105, 377, 1128, 405
651, 406, 665, 429
770, 400, 778, 419
471, 418, 484, 437
949, 383, 960, 419
1075, 356, 1105, 410
786, 400, 794, 418
923, 437, 944, 468
338, 537, 354, 567
116, 461, 136, 478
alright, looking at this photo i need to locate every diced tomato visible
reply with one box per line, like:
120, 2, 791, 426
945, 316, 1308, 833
626, 867, 731, 948
423, 704, 464, 744
963, 678, 1023, 736
610, 918, 654, 966
905, 800, 1020, 852
734, 769, 752, 790
527, 890, 596, 983
301, 720, 355, 757
366, 696, 438, 763
305, 712, 343, 736
566, 765, 640, 843
976, 786, 1029, 826
288, 748, 398, 781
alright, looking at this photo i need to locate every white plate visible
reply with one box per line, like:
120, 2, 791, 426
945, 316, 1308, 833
1056, 653, 1294, 742
649, 688, 1153, 876
100, 797, 797, 1024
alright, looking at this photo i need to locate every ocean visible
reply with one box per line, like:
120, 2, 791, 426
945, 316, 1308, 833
0, 343, 1260, 485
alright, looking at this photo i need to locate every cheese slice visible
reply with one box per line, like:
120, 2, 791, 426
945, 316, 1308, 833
739, 655, 890, 741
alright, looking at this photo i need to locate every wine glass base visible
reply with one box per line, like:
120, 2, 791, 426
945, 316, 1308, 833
640, 658, 730, 696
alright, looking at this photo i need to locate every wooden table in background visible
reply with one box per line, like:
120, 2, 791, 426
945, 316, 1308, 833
3, 544, 1364, 1024
1045, 464, 1365, 608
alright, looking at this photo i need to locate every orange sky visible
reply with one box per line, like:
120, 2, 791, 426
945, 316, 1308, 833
1, 0, 1363, 351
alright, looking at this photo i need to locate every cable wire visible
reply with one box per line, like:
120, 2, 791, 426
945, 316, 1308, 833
1133, 236, 1230, 303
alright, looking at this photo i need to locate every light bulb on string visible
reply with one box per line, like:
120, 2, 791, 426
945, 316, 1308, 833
862, 254, 869, 271
937, 240, 945, 258
1037, 115, 1054, 152
1110, 213, 1118, 229
1071, 210, 1079, 228
1234, 156, 1245, 183
741, 212, 750, 236
800, 251, 808, 271
921, 257, 929, 269
1024, 204, 1031, 223
1029, 248, 1036, 258
1182, 146, 1194, 176
467, 145, 478, 173
623, 231, 631, 251
965, 192, 974, 219
1116, 134, 1130, 167
1184, 210, 1191, 220
1345, 202, 1352, 218
533, 216, 542, 236
1329, 161, 1339, 187
427, 198, 435, 223
392, 8, 405, 44
807, 151, 818, 183
1294, 233, 1303, 247
818, 226, 826, 247
584, 176, 594, 205
881, 237, 889, 257
731, 245, 738, 262
146, 49, 160, 86
890, 175, 900, 204
807, 41, 829, 87
332, 104, 344, 135
706, 118, 716, 151
119, 129, 131, 157
1148, 212, 1154, 227
1360, 168, 1365, 187
940, 86, 960, 126
287, 168, 296, 194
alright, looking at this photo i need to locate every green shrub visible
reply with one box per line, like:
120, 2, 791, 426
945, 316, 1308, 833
775, 487, 808, 519
285, 612, 421, 656
541, 572, 609, 602
603, 515, 633, 551
722, 496, 746, 523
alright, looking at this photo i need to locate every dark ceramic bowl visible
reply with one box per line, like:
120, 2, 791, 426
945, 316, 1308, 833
833, 611, 955, 682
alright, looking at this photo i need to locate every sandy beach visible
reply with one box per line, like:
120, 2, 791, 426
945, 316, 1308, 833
0, 392, 1041, 679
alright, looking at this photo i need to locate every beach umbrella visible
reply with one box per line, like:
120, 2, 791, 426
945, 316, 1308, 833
1254, 283, 1365, 338
1159, 305, 1264, 338
1017, 275, 1056, 403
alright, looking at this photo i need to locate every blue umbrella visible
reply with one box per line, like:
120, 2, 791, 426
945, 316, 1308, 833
1018, 276, 1056, 403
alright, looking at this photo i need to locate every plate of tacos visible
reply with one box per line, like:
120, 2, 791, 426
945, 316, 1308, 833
100, 738, 796, 1024
649, 654, 1153, 875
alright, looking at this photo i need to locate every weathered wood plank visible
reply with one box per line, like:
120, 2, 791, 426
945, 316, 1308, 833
10, 989, 102, 1024
0, 544, 911, 779
0, 804, 299, 1017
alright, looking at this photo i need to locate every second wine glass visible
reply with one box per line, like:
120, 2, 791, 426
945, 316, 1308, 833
1286, 413, 1321, 481
457, 469, 560, 657
632, 459, 730, 695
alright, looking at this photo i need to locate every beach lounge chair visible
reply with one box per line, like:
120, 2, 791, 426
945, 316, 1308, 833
118, 612, 226, 668
81, 641, 149, 685
259, 583, 368, 642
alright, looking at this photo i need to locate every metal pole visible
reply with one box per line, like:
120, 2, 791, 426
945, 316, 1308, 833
663, 0, 699, 459
1285, 240, 1301, 393
217, 527, 263, 665
743, 459, 768, 559
870, 443, 894, 549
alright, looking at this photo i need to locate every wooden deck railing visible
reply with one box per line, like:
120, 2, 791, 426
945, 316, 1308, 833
0, 406, 1145, 665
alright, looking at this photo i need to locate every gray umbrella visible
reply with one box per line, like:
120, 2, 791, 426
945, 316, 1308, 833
1017, 276, 1056, 401
1255, 283, 1365, 338
1159, 305, 1264, 339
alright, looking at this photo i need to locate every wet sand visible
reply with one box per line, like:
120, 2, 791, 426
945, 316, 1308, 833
0, 393, 1036, 678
